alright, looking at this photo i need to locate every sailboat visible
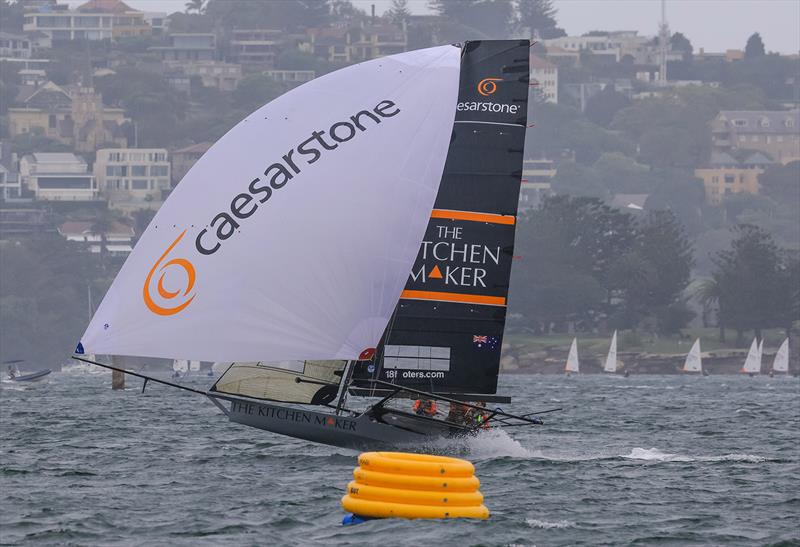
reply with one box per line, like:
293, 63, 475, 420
603, 331, 617, 374
740, 338, 761, 376
72, 40, 544, 449
565, 338, 579, 375
772, 338, 789, 375
682, 339, 703, 374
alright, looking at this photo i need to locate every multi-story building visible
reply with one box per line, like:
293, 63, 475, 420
230, 29, 285, 67
171, 142, 211, 186
530, 55, 558, 104
76, 0, 151, 39
8, 82, 129, 153
262, 69, 315, 84
142, 12, 167, 35
19, 153, 98, 202
0, 32, 32, 58
519, 158, 556, 210
303, 21, 407, 63
23, 4, 114, 42
695, 151, 772, 205
58, 220, 134, 256
94, 148, 170, 210
180, 61, 242, 91
150, 33, 216, 62
23, 0, 154, 42
711, 110, 800, 165
543, 31, 682, 66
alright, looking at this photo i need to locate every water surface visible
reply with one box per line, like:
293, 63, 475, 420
1, 373, 798, 545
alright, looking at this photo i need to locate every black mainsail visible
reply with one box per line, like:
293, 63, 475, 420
354, 40, 529, 396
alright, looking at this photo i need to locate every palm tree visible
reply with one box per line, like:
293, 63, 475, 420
185, 0, 205, 15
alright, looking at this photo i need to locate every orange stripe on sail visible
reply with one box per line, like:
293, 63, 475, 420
400, 290, 506, 306
430, 209, 516, 225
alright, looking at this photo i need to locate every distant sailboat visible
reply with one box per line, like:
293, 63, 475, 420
772, 338, 789, 374
565, 338, 579, 375
741, 338, 761, 376
603, 331, 618, 373
683, 339, 703, 374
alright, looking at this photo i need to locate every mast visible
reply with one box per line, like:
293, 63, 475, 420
658, 0, 669, 85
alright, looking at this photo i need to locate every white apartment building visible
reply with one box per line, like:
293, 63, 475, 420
19, 152, 97, 201
530, 55, 558, 103
94, 148, 170, 210
24, 10, 114, 42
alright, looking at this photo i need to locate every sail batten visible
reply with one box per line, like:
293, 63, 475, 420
77, 46, 461, 363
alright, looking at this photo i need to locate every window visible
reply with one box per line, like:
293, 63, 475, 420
712, 176, 719, 183
150, 165, 168, 177
131, 165, 147, 176
732, 119, 747, 127
785, 118, 795, 128
48, 114, 56, 128
724, 175, 735, 184
739, 175, 745, 183
106, 165, 127, 176
131, 179, 148, 190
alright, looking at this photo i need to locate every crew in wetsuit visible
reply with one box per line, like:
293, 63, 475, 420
412, 398, 437, 417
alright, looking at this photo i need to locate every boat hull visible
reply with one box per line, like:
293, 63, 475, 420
11, 369, 51, 382
225, 398, 434, 449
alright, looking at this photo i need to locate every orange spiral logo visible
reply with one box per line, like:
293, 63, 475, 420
477, 77, 502, 96
143, 230, 197, 316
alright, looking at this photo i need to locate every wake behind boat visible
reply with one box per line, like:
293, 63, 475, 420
72, 40, 552, 449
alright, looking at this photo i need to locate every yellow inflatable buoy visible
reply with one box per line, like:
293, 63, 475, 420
341, 452, 489, 520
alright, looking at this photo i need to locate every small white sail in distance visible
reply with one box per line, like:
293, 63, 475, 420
773, 338, 789, 373
741, 338, 761, 374
683, 339, 702, 373
77, 46, 461, 363
603, 331, 618, 373
565, 338, 579, 373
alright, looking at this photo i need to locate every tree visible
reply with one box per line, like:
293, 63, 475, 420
670, 32, 693, 60
759, 161, 800, 205
387, 0, 411, 23
430, 0, 515, 38
185, 0, 205, 14
516, 0, 565, 39
744, 32, 765, 58
712, 224, 784, 343
584, 85, 630, 128
231, 74, 290, 113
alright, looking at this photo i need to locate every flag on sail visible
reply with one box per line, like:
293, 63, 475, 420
77, 46, 461, 363
353, 40, 530, 395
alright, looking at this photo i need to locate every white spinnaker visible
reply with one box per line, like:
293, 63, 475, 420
79, 46, 461, 362
773, 338, 789, 372
741, 338, 761, 374
683, 339, 702, 372
603, 331, 617, 373
565, 338, 579, 373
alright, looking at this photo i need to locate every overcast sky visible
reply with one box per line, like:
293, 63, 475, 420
67, 0, 800, 54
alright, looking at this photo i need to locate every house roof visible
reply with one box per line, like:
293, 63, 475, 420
31, 152, 85, 164
58, 220, 134, 238
717, 110, 799, 134
610, 193, 648, 210
172, 142, 212, 155
76, 0, 137, 13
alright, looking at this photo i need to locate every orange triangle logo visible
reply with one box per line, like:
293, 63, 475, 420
429, 265, 443, 279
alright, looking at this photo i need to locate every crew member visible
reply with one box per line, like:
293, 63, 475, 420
412, 398, 437, 417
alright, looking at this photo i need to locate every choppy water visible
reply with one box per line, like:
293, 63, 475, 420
1, 372, 798, 546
